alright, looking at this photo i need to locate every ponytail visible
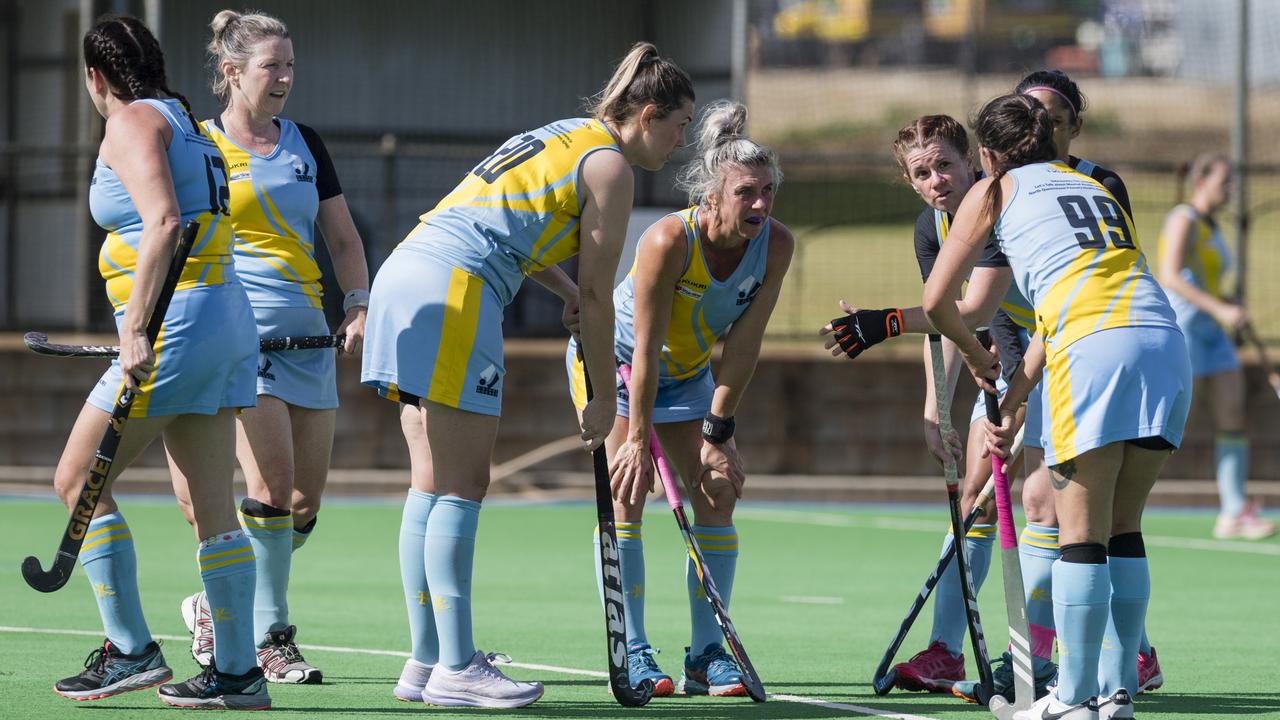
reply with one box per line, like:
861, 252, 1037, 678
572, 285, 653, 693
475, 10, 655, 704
586, 42, 694, 123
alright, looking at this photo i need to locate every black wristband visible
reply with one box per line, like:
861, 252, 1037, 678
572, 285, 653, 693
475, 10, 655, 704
702, 413, 735, 444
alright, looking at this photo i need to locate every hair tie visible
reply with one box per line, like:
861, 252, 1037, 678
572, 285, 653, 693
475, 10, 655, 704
1022, 85, 1078, 118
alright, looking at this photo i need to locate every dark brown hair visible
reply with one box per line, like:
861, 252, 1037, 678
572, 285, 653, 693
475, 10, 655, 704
83, 14, 199, 133
586, 42, 695, 123
973, 94, 1057, 222
893, 114, 971, 178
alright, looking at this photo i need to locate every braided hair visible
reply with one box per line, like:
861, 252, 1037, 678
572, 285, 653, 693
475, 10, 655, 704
972, 94, 1058, 223
83, 15, 200, 133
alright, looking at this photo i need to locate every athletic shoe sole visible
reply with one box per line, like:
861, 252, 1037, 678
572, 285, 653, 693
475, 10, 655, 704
393, 684, 424, 702
1140, 670, 1163, 694
679, 677, 747, 697
157, 690, 272, 710
608, 676, 675, 697
263, 667, 323, 684
422, 685, 545, 709
894, 671, 957, 692
53, 666, 173, 701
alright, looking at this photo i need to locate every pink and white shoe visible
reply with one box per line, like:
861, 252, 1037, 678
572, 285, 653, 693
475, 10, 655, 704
179, 592, 213, 667
893, 640, 965, 692
1214, 500, 1277, 540
1137, 645, 1163, 695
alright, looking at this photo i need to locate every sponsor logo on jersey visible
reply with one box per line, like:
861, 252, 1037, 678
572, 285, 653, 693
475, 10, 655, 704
736, 276, 762, 305
676, 279, 707, 299
230, 171, 251, 183
475, 364, 500, 397
258, 357, 276, 381
293, 158, 315, 184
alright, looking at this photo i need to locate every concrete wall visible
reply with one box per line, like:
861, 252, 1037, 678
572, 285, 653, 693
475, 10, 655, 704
3, 339, 1275, 485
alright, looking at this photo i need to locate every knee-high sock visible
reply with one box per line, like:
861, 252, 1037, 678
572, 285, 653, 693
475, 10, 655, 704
199, 529, 257, 675
425, 496, 480, 671
1020, 523, 1060, 673
292, 515, 317, 551
400, 490, 439, 665
594, 522, 648, 647
1140, 631, 1151, 656
1215, 433, 1249, 517
688, 525, 738, 653
930, 523, 995, 657
81, 512, 152, 655
1052, 545, 1110, 705
238, 498, 293, 641
1099, 535, 1149, 696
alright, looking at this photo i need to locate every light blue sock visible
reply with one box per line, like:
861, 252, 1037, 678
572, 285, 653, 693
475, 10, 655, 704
238, 499, 293, 642
400, 490, 439, 665
1098, 556, 1149, 696
688, 525, 738, 654
292, 516, 317, 551
1140, 631, 1151, 656
425, 496, 480, 670
1019, 523, 1060, 674
929, 524, 995, 657
1052, 557, 1110, 704
1215, 433, 1249, 516
198, 529, 257, 675
593, 522, 648, 647
80, 512, 152, 655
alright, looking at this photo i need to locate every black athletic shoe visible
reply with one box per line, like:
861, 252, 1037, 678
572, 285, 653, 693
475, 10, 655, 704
157, 661, 271, 710
54, 639, 173, 701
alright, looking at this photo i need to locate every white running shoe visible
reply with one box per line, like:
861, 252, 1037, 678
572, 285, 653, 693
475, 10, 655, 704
1097, 688, 1135, 719
394, 658, 433, 702
421, 650, 544, 708
256, 625, 322, 684
180, 592, 213, 668
1012, 690, 1099, 720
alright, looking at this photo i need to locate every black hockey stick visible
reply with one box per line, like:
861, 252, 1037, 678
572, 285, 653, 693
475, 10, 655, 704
581, 356, 654, 707
619, 364, 766, 702
22, 219, 198, 592
927, 335, 995, 698
975, 327, 1034, 716
24, 332, 346, 358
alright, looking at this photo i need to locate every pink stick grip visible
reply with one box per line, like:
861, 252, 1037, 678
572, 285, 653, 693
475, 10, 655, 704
992, 455, 1018, 549
618, 364, 683, 510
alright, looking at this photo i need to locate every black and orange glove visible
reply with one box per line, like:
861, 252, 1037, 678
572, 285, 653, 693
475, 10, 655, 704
830, 308, 904, 359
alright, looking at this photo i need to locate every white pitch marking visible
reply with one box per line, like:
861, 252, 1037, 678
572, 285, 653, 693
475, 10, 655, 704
781, 595, 845, 605
736, 509, 1280, 556
0, 625, 942, 719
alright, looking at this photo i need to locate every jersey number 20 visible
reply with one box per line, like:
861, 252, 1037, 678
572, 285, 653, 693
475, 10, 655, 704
472, 134, 546, 183
1057, 194, 1134, 250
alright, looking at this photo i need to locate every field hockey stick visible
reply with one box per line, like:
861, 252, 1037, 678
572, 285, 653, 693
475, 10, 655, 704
618, 364, 767, 702
928, 335, 995, 698
1240, 322, 1280, 401
580, 354, 654, 707
974, 328, 1033, 716
23, 332, 346, 358
870, 425, 1023, 696
22, 219, 198, 592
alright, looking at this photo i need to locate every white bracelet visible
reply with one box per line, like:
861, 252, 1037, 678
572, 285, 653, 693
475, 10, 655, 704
343, 289, 370, 313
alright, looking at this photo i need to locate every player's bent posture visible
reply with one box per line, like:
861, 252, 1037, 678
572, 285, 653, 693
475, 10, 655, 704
52, 15, 266, 710
566, 101, 792, 697
361, 42, 694, 709
1157, 153, 1276, 542
924, 94, 1190, 720
174, 9, 371, 685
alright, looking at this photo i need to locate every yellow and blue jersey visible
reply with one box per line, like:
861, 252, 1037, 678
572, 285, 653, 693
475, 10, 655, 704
204, 117, 342, 309
995, 161, 1178, 354
400, 118, 621, 306
614, 207, 770, 380
90, 98, 235, 311
1157, 203, 1229, 321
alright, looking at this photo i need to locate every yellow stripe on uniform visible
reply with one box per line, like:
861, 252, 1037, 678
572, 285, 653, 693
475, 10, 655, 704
200, 553, 256, 573
81, 531, 132, 553
197, 545, 255, 573
426, 268, 484, 408
237, 511, 293, 530
1044, 346, 1079, 463
130, 321, 167, 418
569, 352, 587, 411
84, 523, 129, 540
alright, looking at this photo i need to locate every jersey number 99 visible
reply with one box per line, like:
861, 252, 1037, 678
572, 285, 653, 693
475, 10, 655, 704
1057, 194, 1134, 250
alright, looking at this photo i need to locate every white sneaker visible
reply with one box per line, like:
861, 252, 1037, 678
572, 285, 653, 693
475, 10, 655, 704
422, 650, 544, 708
1097, 689, 1135, 719
394, 658, 433, 702
180, 592, 213, 668
1012, 690, 1099, 720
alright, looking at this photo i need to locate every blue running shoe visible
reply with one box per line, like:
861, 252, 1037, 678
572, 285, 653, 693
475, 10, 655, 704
620, 643, 673, 697
679, 643, 745, 697
952, 651, 1057, 704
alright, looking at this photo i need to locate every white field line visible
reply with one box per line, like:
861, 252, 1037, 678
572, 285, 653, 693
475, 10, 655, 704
736, 509, 1280, 556
0, 625, 940, 719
